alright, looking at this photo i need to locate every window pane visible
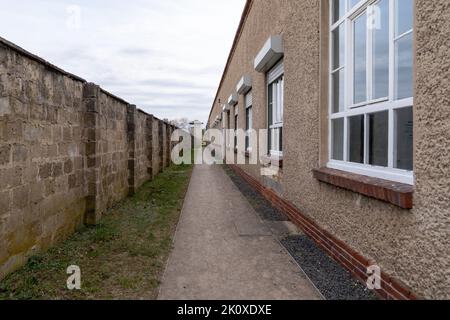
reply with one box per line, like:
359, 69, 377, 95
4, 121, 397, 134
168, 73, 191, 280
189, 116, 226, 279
369, 111, 388, 167
372, 0, 389, 99
246, 108, 250, 130
395, 0, 413, 36
349, 115, 364, 163
270, 128, 280, 152
332, 0, 346, 23
350, 0, 360, 9
395, 32, 413, 99
332, 118, 344, 160
354, 13, 367, 104
268, 83, 273, 125
332, 68, 345, 113
395, 107, 413, 170
234, 115, 238, 148
332, 24, 345, 69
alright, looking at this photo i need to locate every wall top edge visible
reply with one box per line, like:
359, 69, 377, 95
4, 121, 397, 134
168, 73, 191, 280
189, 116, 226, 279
0, 36, 87, 83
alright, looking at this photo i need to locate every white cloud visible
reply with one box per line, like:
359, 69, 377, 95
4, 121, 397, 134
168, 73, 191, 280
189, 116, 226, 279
0, 0, 245, 123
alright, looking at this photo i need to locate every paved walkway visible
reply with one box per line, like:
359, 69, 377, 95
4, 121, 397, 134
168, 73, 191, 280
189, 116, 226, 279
158, 165, 322, 300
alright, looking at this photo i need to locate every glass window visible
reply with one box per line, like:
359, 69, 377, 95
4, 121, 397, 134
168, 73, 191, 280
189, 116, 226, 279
332, 68, 345, 113
395, 0, 413, 36
332, 118, 344, 160
328, 0, 414, 184
332, 0, 346, 23
234, 114, 238, 149
350, 0, 361, 9
369, 111, 388, 167
332, 24, 345, 70
268, 73, 283, 154
395, 107, 413, 170
372, 0, 389, 99
349, 115, 365, 164
395, 32, 413, 100
354, 13, 367, 104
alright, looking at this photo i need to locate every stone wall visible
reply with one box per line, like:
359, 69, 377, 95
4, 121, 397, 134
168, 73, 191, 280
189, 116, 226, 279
0, 38, 177, 279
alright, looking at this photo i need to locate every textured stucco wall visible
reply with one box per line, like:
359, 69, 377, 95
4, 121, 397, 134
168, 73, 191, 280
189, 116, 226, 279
209, 0, 449, 299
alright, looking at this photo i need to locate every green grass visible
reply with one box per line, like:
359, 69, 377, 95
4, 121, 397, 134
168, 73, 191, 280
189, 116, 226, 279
0, 163, 193, 300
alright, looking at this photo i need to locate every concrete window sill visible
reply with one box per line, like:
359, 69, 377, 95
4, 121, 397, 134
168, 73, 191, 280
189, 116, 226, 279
313, 167, 414, 209
261, 154, 284, 169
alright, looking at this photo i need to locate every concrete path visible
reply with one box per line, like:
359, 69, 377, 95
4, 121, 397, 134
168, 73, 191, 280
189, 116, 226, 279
158, 165, 322, 300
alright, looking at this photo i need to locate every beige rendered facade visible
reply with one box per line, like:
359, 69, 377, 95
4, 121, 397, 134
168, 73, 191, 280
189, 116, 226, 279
208, 0, 449, 299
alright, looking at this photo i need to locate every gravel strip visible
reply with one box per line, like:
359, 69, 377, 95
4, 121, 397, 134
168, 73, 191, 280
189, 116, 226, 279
223, 165, 378, 300
282, 235, 378, 300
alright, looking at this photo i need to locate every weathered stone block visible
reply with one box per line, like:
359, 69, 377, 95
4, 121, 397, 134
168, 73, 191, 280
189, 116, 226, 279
0, 97, 10, 117
45, 105, 58, 124
44, 179, 56, 197
22, 163, 38, 184
52, 126, 62, 142
39, 163, 52, 179
63, 159, 73, 174
62, 127, 72, 141
30, 181, 44, 203
68, 174, 77, 189
85, 99, 98, 113
46, 144, 58, 158
4, 121, 23, 141
84, 112, 98, 128
82, 83, 99, 99
86, 141, 96, 155
87, 156, 99, 168
0, 190, 11, 213
12, 144, 28, 163
10, 97, 27, 119
23, 124, 40, 142
0, 167, 22, 188
52, 162, 63, 178
0, 144, 11, 166
12, 185, 29, 210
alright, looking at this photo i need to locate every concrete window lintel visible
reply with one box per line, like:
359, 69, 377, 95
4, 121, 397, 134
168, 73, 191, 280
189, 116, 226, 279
254, 35, 284, 73
236, 75, 252, 95
228, 93, 238, 106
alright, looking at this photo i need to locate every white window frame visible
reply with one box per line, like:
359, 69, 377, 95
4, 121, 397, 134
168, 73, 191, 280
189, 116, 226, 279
267, 61, 284, 157
328, 0, 414, 185
245, 91, 253, 152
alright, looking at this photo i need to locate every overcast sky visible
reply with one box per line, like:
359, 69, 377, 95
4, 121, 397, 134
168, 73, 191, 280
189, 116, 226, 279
0, 0, 245, 123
